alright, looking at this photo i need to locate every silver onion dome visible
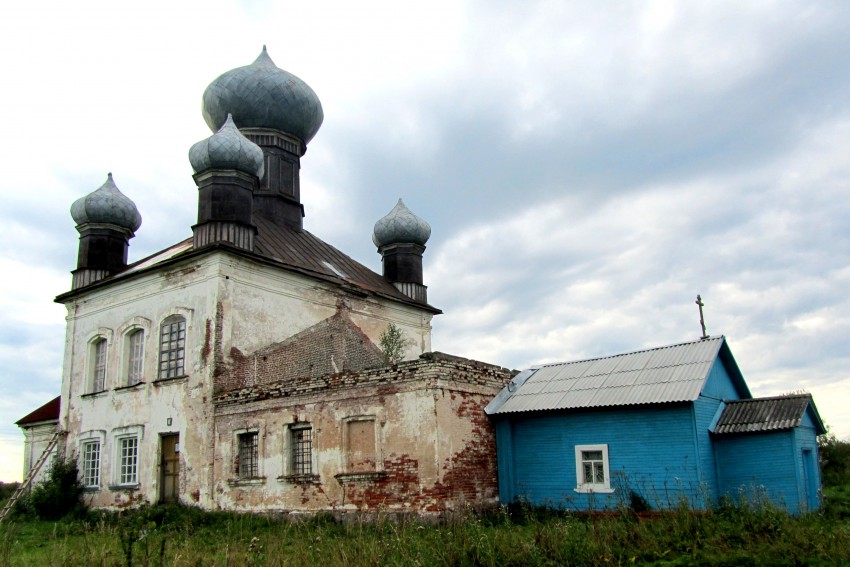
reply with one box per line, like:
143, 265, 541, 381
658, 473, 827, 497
372, 199, 431, 248
189, 114, 265, 177
70, 173, 142, 232
201, 46, 324, 145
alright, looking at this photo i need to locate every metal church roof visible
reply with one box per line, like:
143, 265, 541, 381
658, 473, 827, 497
487, 336, 728, 415
713, 394, 825, 435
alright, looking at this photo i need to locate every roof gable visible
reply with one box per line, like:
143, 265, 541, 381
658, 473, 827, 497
16, 396, 60, 426
487, 336, 734, 415
713, 394, 826, 435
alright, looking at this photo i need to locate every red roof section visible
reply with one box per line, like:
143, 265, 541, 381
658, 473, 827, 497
15, 396, 60, 426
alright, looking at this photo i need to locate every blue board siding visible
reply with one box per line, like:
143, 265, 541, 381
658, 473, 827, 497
793, 422, 821, 512
714, 432, 804, 512
504, 404, 704, 510
693, 358, 745, 503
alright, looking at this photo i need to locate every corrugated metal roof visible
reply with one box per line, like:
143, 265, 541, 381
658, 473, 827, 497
713, 394, 812, 434
490, 336, 725, 414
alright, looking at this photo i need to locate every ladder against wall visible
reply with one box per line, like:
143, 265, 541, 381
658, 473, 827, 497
0, 430, 65, 523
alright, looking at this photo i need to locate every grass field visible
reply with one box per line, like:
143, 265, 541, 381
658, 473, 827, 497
1, 496, 849, 567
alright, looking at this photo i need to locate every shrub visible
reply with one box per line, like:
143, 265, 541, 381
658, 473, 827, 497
819, 431, 850, 487
15, 458, 85, 521
379, 323, 410, 365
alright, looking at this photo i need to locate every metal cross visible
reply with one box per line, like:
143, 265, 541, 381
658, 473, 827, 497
696, 294, 708, 339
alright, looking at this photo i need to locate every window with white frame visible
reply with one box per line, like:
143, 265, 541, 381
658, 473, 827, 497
290, 424, 313, 475
158, 316, 186, 379
91, 338, 108, 392
574, 444, 612, 493
237, 432, 259, 478
126, 329, 144, 386
118, 436, 139, 485
81, 440, 101, 487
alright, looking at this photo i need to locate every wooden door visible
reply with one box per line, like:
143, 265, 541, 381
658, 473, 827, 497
160, 434, 179, 503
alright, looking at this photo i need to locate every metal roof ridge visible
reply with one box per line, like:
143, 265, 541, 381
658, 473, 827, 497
536, 336, 724, 369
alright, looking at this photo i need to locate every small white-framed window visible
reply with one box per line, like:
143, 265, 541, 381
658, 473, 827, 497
81, 440, 101, 488
290, 424, 313, 475
158, 315, 186, 379
237, 432, 259, 478
92, 338, 108, 392
574, 444, 613, 493
118, 436, 139, 485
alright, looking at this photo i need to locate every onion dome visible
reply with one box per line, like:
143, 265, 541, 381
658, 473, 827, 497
201, 46, 324, 144
70, 173, 142, 232
372, 199, 431, 248
189, 114, 265, 177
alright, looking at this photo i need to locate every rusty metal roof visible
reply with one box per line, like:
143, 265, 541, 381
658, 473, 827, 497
488, 336, 727, 414
16, 396, 60, 426
713, 394, 823, 434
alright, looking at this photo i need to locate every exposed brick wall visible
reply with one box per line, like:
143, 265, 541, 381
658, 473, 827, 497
215, 310, 384, 394
214, 354, 511, 407
212, 356, 512, 514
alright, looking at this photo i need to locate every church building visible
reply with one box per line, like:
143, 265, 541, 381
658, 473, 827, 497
37, 48, 511, 513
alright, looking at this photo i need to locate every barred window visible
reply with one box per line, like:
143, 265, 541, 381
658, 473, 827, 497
158, 316, 186, 379
92, 338, 107, 392
119, 437, 139, 485
291, 425, 313, 475
127, 330, 144, 386
81, 441, 100, 487
238, 432, 259, 478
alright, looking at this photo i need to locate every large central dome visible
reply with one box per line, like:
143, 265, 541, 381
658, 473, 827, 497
202, 47, 324, 145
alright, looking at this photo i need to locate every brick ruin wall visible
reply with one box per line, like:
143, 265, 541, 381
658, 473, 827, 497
212, 354, 513, 513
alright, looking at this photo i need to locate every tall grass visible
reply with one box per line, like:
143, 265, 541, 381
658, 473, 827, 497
1, 498, 849, 567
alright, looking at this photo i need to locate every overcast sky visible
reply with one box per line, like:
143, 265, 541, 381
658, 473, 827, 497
1, 0, 849, 482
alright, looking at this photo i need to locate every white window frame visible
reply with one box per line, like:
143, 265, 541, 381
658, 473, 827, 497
111, 425, 143, 488
118, 436, 139, 485
80, 439, 101, 488
574, 444, 613, 493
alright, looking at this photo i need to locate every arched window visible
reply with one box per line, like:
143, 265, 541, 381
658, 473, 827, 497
126, 329, 144, 386
158, 315, 186, 379
92, 338, 108, 392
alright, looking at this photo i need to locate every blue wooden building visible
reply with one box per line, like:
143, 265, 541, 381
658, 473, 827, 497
486, 337, 826, 514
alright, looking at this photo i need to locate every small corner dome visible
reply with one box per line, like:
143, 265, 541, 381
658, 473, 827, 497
372, 199, 431, 248
189, 114, 265, 177
70, 173, 142, 232
201, 46, 324, 145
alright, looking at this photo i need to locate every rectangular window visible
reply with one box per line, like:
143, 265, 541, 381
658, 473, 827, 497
574, 444, 612, 493
127, 330, 144, 385
158, 317, 186, 379
238, 432, 259, 478
291, 425, 313, 475
119, 437, 139, 485
93, 339, 107, 392
81, 441, 100, 487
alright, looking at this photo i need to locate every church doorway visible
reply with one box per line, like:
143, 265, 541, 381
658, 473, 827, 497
160, 434, 180, 503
